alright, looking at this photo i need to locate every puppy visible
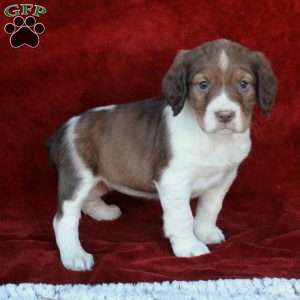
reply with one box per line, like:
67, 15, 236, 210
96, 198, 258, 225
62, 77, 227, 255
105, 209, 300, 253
48, 39, 277, 271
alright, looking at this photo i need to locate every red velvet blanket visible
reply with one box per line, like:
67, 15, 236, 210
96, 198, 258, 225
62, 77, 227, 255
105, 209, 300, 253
1, 0, 300, 284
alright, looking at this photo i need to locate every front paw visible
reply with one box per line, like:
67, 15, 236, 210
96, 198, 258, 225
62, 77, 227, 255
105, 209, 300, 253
171, 236, 210, 257
194, 224, 225, 245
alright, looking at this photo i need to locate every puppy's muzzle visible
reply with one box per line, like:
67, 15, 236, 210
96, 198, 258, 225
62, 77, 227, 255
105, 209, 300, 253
215, 110, 235, 124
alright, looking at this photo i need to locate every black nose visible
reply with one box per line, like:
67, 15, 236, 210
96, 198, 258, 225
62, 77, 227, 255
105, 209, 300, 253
215, 110, 235, 123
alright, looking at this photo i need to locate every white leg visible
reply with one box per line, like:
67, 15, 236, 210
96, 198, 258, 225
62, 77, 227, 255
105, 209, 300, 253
83, 198, 122, 221
155, 182, 209, 257
194, 168, 237, 244
53, 180, 95, 271
82, 182, 121, 221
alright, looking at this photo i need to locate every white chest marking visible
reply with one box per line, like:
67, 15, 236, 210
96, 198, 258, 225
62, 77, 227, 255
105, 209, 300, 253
159, 104, 251, 195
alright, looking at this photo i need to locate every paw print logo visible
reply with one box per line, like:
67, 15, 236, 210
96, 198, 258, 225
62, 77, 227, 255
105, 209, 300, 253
4, 16, 45, 48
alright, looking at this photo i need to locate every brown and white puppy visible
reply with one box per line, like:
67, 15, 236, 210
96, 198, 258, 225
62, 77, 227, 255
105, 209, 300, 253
48, 39, 277, 271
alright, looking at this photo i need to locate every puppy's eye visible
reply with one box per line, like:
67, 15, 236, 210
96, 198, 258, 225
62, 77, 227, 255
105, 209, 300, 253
239, 80, 249, 90
198, 80, 209, 91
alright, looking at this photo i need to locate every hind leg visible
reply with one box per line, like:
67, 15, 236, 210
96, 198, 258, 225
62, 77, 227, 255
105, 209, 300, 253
53, 174, 97, 271
82, 182, 122, 221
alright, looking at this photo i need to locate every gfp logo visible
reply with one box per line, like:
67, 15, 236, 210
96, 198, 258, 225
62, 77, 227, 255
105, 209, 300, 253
3, 4, 47, 48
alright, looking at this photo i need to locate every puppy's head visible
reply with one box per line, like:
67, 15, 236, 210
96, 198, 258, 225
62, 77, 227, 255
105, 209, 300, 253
162, 39, 277, 133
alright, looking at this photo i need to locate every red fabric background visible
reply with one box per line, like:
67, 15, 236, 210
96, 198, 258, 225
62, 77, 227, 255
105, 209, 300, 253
1, 0, 300, 284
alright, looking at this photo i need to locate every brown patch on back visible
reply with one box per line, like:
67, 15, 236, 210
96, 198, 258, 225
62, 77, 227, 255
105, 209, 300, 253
75, 98, 170, 193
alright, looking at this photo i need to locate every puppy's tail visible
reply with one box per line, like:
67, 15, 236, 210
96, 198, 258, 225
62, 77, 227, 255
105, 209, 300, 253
46, 125, 67, 166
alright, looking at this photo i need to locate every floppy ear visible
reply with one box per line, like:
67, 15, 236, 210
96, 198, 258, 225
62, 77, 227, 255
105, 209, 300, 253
162, 50, 189, 116
253, 52, 278, 114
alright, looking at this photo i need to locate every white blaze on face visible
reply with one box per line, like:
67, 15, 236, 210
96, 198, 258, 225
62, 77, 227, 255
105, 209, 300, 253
219, 50, 229, 72
203, 91, 243, 133
201, 50, 243, 133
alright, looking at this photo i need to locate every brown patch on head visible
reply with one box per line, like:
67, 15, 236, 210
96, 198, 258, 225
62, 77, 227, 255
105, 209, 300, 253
224, 68, 256, 129
188, 67, 223, 129
162, 38, 277, 132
